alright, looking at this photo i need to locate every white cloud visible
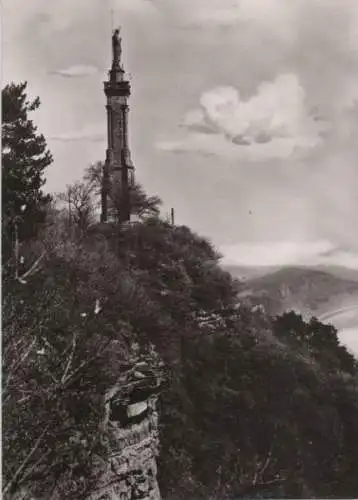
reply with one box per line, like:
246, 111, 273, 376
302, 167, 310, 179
112, 0, 158, 16
201, 74, 316, 141
159, 73, 324, 160
176, 0, 242, 26
3, 0, 158, 41
319, 250, 358, 270
4, 0, 96, 33
338, 328, 358, 358
222, 242, 358, 268
49, 65, 99, 78
220, 240, 334, 267
51, 123, 105, 142
157, 133, 313, 162
159, 0, 297, 40
219, 241, 358, 269
180, 109, 217, 134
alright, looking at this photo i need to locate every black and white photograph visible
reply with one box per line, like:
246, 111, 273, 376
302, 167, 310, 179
2, 1, 358, 498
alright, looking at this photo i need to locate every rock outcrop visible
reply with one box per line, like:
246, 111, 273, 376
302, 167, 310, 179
6, 350, 164, 500
88, 353, 165, 500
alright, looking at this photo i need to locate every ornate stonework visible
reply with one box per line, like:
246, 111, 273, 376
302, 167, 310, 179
101, 29, 135, 224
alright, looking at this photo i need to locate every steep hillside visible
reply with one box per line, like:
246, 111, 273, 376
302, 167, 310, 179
4, 219, 358, 500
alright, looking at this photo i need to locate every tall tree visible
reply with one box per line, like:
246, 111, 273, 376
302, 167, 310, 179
84, 161, 162, 221
57, 181, 96, 236
2, 81, 53, 248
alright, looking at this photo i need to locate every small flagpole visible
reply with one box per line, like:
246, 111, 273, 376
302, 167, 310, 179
171, 208, 175, 225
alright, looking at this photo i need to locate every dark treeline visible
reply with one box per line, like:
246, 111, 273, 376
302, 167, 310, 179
2, 82, 358, 499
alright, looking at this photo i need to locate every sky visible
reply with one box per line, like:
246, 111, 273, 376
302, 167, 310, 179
2, 0, 358, 268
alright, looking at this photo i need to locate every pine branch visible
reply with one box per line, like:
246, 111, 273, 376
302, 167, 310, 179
17, 250, 46, 283
61, 339, 112, 390
2, 423, 51, 496
3, 337, 37, 398
61, 332, 78, 384
14, 220, 20, 280
19, 448, 53, 484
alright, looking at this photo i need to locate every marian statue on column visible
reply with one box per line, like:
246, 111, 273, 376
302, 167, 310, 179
112, 28, 122, 63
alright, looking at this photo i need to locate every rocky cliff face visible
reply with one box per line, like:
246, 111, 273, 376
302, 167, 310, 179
88, 356, 164, 500
8, 353, 164, 500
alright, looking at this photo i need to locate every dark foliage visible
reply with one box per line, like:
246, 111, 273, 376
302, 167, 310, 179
84, 161, 162, 220
3, 212, 358, 499
3, 84, 358, 500
157, 302, 358, 499
2, 82, 53, 250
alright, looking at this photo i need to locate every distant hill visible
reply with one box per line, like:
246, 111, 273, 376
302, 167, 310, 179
233, 266, 358, 318
221, 264, 281, 281
223, 263, 358, 283
316, 265, 358, 281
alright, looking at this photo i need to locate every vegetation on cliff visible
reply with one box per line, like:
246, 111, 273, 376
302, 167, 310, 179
2, 82, 358, 499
